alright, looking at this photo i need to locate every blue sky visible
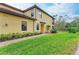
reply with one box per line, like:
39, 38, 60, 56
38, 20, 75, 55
39, 3, 79, 15
7, 3, 79, 15
7, 3, 79, 22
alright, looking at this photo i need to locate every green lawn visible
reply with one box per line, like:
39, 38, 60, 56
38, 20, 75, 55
0, 32, 79, 55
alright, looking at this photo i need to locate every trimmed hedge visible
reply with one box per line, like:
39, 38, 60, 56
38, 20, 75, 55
0, 32, 41, 41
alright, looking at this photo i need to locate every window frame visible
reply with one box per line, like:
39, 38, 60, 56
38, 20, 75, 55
36, 23, 39, 30
38, 10, 42, 18
21, 21, 27, 31
31, 9, 34, 17
46, 25, 50, 32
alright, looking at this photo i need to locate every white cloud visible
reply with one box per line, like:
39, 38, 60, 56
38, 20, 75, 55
47, 3, 73, 15
46, 3, 79, 22
7, 3, 35, 10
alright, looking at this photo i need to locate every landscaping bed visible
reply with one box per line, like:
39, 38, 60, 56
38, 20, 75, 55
0, 32, 41, 42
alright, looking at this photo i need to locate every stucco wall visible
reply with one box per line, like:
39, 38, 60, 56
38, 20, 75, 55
0, 12, 33, 34
35, 8, 53, 32
0, 6, 53, 34
24, 7, 53, 33
24, 8, 36, 18
33, 21, 41, 32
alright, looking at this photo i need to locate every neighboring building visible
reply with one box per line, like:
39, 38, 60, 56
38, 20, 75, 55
0, 3, 54, 34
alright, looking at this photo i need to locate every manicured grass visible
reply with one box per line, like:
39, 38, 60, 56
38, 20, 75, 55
0, 32, 79, 55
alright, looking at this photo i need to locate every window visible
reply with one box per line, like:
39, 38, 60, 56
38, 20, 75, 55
31, 9, 34, 17
38, 10, 42, 18
46, 25, 50, 32
21, 21, 27, 31
36, 23, 39, 30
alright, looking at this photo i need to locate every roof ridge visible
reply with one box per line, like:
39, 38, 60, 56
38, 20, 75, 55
23, 4, 53, 18
23, 4, 36, 12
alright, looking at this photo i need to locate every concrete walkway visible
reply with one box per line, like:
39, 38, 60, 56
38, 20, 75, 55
75, 44, 79, 55
0, 34, 47, 47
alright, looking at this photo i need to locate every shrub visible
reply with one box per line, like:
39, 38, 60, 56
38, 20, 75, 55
6, 34, 13, 40
33, 32, 39, 35
50, 27, 57, 33
68, 27, 77, 33
0, 34, 13, 41
0, 32, 41, 41
14, 33, 24, 38
0, 34, 7, 41
28, 32, 33, 36
22, 32, 28, 37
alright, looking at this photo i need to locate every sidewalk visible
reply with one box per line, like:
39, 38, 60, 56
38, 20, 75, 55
0, 34, 47, 47
75, 43, 79, 55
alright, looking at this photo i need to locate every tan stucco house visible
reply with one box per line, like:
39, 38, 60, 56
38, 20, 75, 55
0, 3, 54, 34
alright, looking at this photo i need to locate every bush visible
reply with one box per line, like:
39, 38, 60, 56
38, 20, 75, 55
0, 34, 7, 41
68, 27, 77, 33
33, 32, 40, 35
0, 32, 41, 41
0, 34, 13, 41
50, 27, 57, 33
14, 33, 24, 38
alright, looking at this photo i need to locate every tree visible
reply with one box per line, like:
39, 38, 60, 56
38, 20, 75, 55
70, 17, 79, 32
55, 15, 67, 31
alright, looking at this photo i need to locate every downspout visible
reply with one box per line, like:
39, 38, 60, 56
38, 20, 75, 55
33, 8, 36, 32
35, 8, 36, 19
33, 20, 35, 32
